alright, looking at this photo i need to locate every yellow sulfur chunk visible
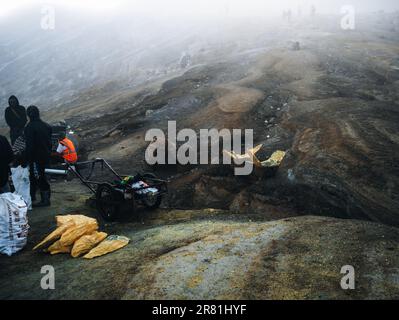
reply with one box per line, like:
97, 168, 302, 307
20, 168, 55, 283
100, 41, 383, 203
33, 222, 74, 251
71, 232, 108, 258
84, 236, 129, 259
56, 215, 97, 227
261, 150, 286, 168
59, 221, 99, 247
48, 240, 72, 255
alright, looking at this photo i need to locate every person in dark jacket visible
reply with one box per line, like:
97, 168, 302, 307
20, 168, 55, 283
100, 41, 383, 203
24, 106, 52, 207
0, 135, 14, 193
5, 95, 27, 145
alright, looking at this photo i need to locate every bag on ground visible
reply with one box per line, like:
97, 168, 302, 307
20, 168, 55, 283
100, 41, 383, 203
0, 193, 29, 256
11, 166, 32, 210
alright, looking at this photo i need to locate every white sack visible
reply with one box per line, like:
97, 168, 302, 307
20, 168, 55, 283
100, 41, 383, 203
0, 193, 29, 256
11, 166, 32, 210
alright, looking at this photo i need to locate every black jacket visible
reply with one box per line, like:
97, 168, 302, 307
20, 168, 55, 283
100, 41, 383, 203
24, 119, 52, 163
0, 135, 13, 187
5, 96, 27, 130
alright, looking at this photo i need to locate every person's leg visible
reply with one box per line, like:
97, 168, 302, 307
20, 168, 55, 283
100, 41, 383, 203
37, 162, 50, 192
29, 163, 38, 202
33, 161, 51, 207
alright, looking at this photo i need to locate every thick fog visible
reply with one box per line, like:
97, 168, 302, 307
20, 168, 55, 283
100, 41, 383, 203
0, 0, 398, 119
1, 0, 399, 18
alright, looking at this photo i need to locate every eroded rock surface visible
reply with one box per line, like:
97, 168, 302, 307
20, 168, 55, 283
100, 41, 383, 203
46, 23, 399, 226
123, 216, 399, 300
1, 181, 398, 300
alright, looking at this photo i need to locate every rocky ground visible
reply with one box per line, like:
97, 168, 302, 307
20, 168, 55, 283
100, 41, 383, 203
1, 180, 399, 300
1, 13, 399, 299
50, 15, 399, 226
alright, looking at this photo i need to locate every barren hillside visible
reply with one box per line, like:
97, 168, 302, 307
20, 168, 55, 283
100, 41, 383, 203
42, 14, 399, 226
1, 10, 399, 300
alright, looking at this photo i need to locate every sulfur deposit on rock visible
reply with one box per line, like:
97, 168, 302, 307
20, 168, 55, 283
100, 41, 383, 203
123, 216, 399, 300
224, 144, 286, 169
2, 184, 399, 300
260, 150, 286, 168
2, 12, 399, 301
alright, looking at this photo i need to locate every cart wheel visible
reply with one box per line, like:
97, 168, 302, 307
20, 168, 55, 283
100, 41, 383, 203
96, 183, 122, 221
141, 173, 162, 210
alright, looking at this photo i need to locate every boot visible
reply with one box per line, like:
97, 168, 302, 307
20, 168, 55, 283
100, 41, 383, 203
33, 191, 51, 208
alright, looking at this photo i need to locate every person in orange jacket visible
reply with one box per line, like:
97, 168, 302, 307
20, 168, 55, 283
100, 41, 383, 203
55, 132, 78, 164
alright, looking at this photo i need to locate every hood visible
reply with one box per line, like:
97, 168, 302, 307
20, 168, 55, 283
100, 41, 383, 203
27, 105, 40, 121
8, 95, 19, 108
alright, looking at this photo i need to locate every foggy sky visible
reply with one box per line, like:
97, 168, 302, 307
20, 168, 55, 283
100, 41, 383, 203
1, 0, 399, 20
0, 0, 398, 118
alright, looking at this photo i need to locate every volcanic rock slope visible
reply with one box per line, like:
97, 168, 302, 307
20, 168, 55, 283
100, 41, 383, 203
1, 16, 399, 301
59, 20, 399, 226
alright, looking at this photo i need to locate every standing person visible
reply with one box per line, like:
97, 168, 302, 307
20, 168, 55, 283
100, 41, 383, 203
297, 5, 302, 18
287, 9, 292, 22
5, 95, 27, 145
24, 106, 52, 207
0, 135, 13, 193
311, 4, 316, 17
